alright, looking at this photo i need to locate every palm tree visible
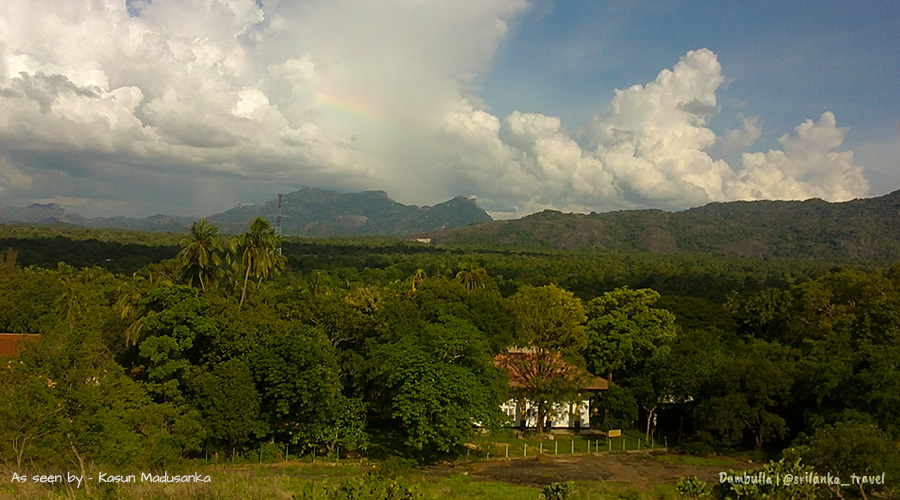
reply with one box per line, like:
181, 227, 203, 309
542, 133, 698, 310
456, 258, 487, 293
409, 268, 426, 294
176, 219, 223, 292
56, 283, 86, 332
116, 271, 172, 346
229, 217, 286, 309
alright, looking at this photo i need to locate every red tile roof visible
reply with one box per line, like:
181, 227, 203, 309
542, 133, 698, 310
0, 334, 41, 358
494, 349, 608, 391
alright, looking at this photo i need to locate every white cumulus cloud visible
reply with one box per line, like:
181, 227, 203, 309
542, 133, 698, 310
726, 112, 869, 201
438, 49, 868, 216
0, 1, 870, 217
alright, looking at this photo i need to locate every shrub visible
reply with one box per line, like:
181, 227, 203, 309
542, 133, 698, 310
542, 481, 576, 500
675, 476, 711, 499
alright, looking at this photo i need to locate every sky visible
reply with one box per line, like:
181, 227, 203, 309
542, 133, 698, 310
0, 0, 898, 219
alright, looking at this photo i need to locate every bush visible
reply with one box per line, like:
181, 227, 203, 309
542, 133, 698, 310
542, 481, 576, 500
338, 473, 423, 500
292, 473, 423, 500
376, 456, 419, 479
675, 476, 710, 498
712, 459, 816, 500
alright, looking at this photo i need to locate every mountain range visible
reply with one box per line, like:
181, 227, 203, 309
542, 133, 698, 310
5, 189, 900, 261
0, 188, 493, 237
416, 190, 900, 261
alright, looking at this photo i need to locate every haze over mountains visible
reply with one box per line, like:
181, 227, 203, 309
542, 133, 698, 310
0, 188, 493, 237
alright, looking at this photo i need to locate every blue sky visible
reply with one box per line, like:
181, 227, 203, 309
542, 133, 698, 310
482, 1, 900, 162
0, 0, 897, 218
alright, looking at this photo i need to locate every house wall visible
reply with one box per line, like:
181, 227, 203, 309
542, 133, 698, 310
501, 398, 591, 429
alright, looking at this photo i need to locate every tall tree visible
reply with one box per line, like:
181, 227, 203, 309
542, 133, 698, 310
176, 219, 222, 292
376, 314, 504, 455
229, 217, 286, 310
509, 284, 589, 433
584, 287, 676, 384
697, 338, 795, 448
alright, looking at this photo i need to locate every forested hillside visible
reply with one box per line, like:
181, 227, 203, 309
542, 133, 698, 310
421, 190, 900, 261
1, 219, 898, 499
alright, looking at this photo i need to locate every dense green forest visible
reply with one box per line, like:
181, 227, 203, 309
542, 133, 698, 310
1, 220, 898, 499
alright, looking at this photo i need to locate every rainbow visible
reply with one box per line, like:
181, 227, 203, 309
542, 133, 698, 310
312, 89, 388, 129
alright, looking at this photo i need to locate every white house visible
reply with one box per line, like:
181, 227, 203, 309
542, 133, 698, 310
494, 348, 608, 430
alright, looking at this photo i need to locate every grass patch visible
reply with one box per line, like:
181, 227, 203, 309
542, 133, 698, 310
0, 462, 695, 500
420, 473, 541, 500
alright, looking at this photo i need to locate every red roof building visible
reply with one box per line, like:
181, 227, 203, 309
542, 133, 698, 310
493, 348, 608, 391
0, 334, 41, 358
493, 347, 608, 429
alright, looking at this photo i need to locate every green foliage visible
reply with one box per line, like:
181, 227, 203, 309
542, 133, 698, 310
379, 319, 503, 455
0, 266, 64, 333
229, 216, 286, 309
188, 357, 260, 446
292, 473, 424, 500
0, 229, 179, 274
4, 221, 900, 477
674, 476, 710, 499
507, 284, 590, 433
250, 326, 365, 453
135, 286, 219, 402
338, 473, 423, 500
176, 218, 223, 291
542, 481, 576, 500
512, 284, 587, 353
696, 338, 795, 448
0, 326, 203, 470
456, 257, 489, 292
712, 459, 816, 500
584, 287, 676, 383
784, 421, 900, 499
593, 385, 638, 430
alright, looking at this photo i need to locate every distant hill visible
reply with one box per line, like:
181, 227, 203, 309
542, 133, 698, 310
0, 203, 196, 233
206, 188, 492, 236
0, 189, 493, 237
0, 203, 87, 225
416, 191, 900, 261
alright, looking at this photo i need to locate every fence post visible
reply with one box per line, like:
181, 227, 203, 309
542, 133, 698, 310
506, 444, 509, 458
571, 440, 574, 454
587, 439, 590, 454
524, 444, 527, 457
622, 438, 625, 451
555, 441, 558, 455
539, 442, 543, 455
